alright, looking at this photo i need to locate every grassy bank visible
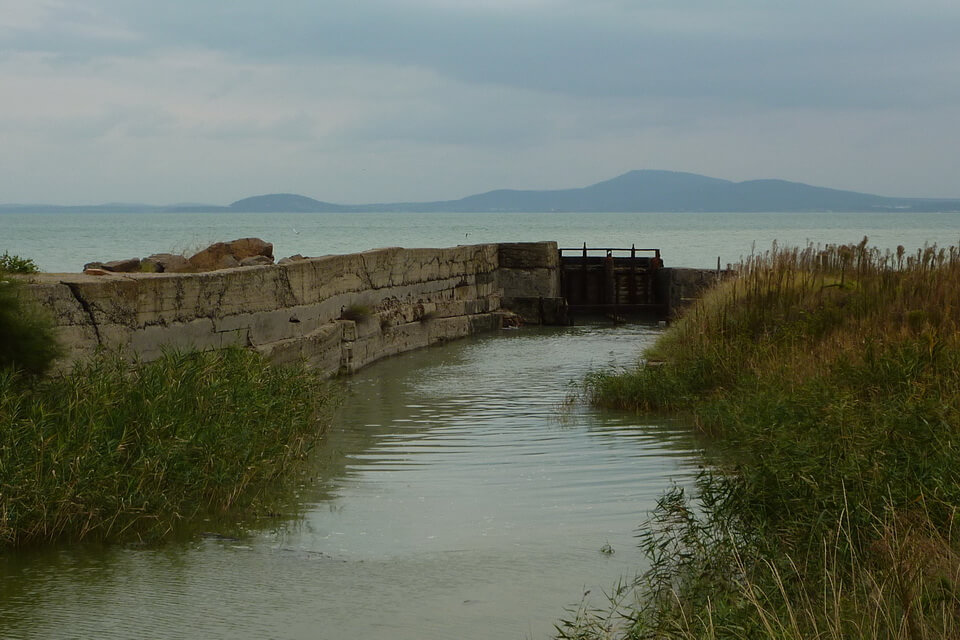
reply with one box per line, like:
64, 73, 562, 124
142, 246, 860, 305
0, 348, 338, 547
566, 241, 960, 639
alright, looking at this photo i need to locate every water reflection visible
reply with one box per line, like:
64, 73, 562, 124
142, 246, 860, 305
0, 323, 701, 640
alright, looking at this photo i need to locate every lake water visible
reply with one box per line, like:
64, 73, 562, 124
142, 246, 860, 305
3, 210, 960, 272
0, 323, 698, 640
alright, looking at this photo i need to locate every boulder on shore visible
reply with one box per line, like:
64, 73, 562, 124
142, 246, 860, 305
81, 238, 275, 274
239, 255, 274, 267
188, 238, 273, 271
142, 253, 190, 273
83, 258, 141, 273
229, 237, 273, 261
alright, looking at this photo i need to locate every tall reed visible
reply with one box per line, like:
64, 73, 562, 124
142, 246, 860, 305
570, 240, 960, 639
0, 347, 339, 547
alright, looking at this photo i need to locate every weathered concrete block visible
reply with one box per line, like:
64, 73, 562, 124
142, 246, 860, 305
657, 267, 727, 315
379, 321, 430, 354
464, 295, 500, 315
425, 313, 502, 343
214, 306, 323, 346
51, 325, 101, 362
57, 277, 140, 327
218, 327, 249, 349
469, 313, 503, 333
453, 284, 477, 301
499, 242, 559, 269
475, 281, 497, 298
357, 247, 405, 288
501, 297, 569, 325
292, 254, 368, 302
354, 315, 381, 339
23, 282, 90, 327
340, 319, 357, 342
299, 324, 345, 371
254, 337, 301, 367
498, 268, 560, 298
256, 322, 342, 371
433, 300, 466, 318
129, 317, 224, 360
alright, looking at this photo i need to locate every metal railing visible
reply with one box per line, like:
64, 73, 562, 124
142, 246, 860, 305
558, 243, 661, 262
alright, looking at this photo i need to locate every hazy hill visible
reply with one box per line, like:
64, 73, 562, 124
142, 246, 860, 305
407, 170, 957, 213
3, 170, 959, 213
228, 193, 353, 213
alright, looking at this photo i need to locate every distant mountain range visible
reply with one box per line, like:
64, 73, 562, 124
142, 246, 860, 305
4, 170, 959, 213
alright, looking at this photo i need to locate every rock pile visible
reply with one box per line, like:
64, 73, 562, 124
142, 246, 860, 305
83, 238, 275, 274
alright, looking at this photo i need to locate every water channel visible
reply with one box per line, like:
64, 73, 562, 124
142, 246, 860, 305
0, 323, 700, 639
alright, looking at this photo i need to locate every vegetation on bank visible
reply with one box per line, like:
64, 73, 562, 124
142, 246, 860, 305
0, 258, 339, 547
1, 257, 60, 376
0, 252, 39, 275
0, 348, 338, 547
564, 240, 960, 639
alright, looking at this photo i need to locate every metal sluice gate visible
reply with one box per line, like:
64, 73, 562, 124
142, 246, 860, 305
559, 244, 668, 318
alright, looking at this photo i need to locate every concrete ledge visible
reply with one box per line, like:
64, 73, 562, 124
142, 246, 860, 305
26, 242, 557, 376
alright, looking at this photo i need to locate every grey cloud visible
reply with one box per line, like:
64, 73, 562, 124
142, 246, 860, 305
1, 106, 177, 141
3, 0, 960, 203
194, 113, 322, 143
10, 1, 960, 110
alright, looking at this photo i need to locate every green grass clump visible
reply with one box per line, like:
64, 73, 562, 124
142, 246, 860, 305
568, 240, 960, 640
0, 347, 339, 547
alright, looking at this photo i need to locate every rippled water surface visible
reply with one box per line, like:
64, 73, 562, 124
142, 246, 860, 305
0, 323, 701, 639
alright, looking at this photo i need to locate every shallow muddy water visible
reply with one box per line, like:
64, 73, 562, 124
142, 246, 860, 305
0, 323, 700, 639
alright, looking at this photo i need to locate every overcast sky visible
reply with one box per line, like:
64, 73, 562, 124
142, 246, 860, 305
2, 0, 959, 204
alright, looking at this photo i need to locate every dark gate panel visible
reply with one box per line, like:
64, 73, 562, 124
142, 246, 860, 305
559, 245, 667, 317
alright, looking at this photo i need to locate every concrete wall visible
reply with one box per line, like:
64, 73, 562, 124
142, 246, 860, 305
25, 242, 560, 375
22, 242, 730, 375
497, 242, 569, 325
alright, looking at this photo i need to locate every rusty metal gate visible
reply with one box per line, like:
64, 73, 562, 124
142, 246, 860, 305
559, 244, 667, 317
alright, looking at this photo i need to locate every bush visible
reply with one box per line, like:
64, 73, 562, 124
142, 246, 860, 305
0, 252, 39, 274
0, 263, 61, 376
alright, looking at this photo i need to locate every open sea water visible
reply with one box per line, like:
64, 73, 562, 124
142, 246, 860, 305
3, 210, 960, 272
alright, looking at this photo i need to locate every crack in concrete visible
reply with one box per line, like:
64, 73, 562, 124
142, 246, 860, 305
276, 267, 298, 307
358, 254, 377, 290
63, 281, 102, 346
